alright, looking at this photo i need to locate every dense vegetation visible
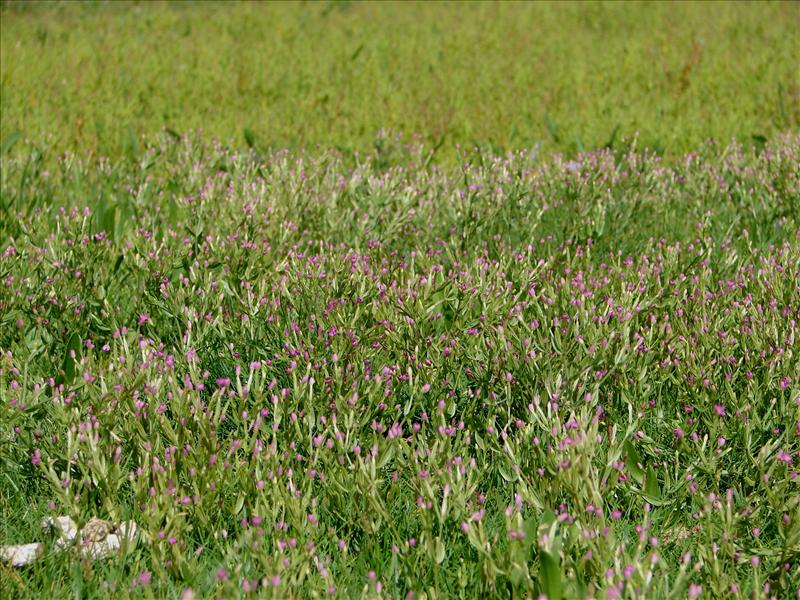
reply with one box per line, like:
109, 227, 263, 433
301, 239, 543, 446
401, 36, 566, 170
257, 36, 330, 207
1, 1, 798, 161
1, 2, 799, 598
1, 133, 799, 597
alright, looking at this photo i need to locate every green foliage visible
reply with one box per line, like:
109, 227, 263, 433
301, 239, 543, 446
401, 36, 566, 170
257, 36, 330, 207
0, 134, 798, 597
1, 1, 798, 161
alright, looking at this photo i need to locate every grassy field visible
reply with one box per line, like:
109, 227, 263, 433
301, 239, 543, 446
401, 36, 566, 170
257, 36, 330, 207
1, 1, 799, 161
1, 133, 799, 598
1, 2, 800, 599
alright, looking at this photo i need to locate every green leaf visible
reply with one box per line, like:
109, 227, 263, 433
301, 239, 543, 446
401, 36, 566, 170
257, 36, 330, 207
544, 113, 560, 143
498, 463, 517, 482
509, 563, 526, 587
540, 550, 562, 600
94, 199, 117, 238
124, 125, 139, 160
605, 125, 620, 149
1, 130, 22, 155
350, 43, 365, 61
624, 439, 645, 484
377, 443, 395, 470
168, 197, 178, 227
434, 535, 446, 564
523, 516, 537, 550
540, 508, 556, 528
575, 577, 587, 600
752, 133, 767, 155
645, 466, 660, 499
243, 128, 257, 149
61, 333, 81, 384
115, 201, 132, 241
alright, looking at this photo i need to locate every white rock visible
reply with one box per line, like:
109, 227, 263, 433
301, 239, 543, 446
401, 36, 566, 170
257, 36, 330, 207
0, 543, 43, 567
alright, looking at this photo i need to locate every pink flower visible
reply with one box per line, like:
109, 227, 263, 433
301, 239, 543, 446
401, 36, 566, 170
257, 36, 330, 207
688, 583, 702, 599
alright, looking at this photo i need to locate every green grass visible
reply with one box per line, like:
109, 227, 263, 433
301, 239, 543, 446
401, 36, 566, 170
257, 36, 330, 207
1, 1, 799, 597
1, 134, 798, 598
1, 1, 799, 161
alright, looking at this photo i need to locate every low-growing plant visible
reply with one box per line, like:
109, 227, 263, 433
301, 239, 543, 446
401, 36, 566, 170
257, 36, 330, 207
1, 133, 798, 598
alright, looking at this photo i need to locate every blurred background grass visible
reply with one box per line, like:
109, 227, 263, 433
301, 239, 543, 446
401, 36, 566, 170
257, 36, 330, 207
1, 0, 798, 161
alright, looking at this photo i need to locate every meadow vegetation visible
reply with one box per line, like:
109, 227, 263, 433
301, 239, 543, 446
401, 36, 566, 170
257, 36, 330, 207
1, 2, 799, 599
2, 132, 799, 598
1, 1, 799, 161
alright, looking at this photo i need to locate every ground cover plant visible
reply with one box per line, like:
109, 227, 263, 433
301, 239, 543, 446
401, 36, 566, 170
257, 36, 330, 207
1, 1, 799, 161
1, 131, 799, 598
2, 1, 800, 598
